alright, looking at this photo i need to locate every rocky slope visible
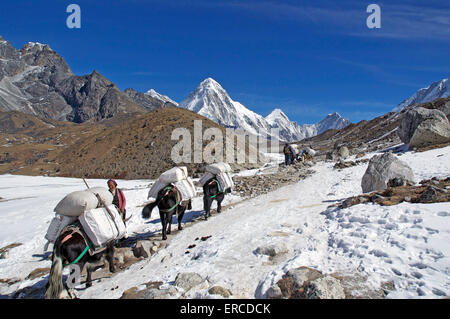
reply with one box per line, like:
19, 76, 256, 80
0, 36, 173, 123
296, 97, 450, 159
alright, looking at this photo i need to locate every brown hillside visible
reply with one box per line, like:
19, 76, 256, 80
0, 108, 260, 179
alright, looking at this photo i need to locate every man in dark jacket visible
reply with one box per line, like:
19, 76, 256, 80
283, 143, 294, 166
107, 179, 126, 222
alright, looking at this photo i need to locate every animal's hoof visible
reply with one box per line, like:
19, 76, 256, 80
178, 226, 183, 230
86, 282, 92, 288
162, 236, 167, 240
110, 268, 116, 273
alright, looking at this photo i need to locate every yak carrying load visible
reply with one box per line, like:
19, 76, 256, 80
147, 166, 197, 205
199, 162, 234, 192
44, 186, 126, 252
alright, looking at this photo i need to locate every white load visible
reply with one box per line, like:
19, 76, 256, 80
304, 147, 316, 157
159, 166, 188, 184
45, 214, 78, 244
88, 187, 114, 205
291, 144, 300, 155
216, 171, 234, 191
78, 205, 126, 248
174, 177, 197, 203
205, 162, 232, 175
53, 187, 113, 217
201, 162, 234, 192
147, 166, 196, 203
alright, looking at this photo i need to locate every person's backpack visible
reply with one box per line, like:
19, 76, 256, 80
115, 188, 126, 213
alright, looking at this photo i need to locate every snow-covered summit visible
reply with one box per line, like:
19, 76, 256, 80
265, 108, 289, 124
393, 78, 450, 112
180, 78, 351, 142
179, 77, 273, 137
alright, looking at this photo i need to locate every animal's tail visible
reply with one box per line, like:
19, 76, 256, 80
45, 241, 64, 299
142, 202, 157, 219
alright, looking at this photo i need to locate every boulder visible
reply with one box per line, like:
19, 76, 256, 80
398, 107, 450, 148
305, 276, 346, 299
336, 146, 350, 159
361, 153, 415, 193
133, 241, 153, 258
266, 284, 283, 299
174, 272, 206, 292
208, 286, 232, 298
276, 266, 324, 298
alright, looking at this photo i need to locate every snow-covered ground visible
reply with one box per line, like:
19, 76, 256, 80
0, 146, 449, 299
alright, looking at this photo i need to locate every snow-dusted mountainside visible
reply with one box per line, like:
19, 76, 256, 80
179, 78, 273, 137
393, 78, 450, 112
124, 88, 178, 111
145, 89, 178, 107
180, 78, 351, 142
266, 109, 351, 142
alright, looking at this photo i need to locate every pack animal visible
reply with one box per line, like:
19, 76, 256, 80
45, 226, 115, 299
142, 185, 191, 240
203, 179, 226, 220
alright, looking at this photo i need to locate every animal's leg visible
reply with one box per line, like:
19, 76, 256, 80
203, 196, 212, 220
160, 212, 167, 240
86, 264, 93, 288
166, 212, 173, 234
177, 207, 185, 230
106, 243, 116, 273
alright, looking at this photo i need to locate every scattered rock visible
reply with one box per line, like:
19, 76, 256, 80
266, 284, 283, 299
361, 152, 415, 193
339, 177, 450, 208
133, 240, 153, 258
336, 146, 350, 159
208, 286, 232, 298
255, 243, 288, 258
174, 272, 207, 292
304, 276, 346, 299
387, 177, 407, 187
0, 242, 22, 254
26, 268, 50, 280
0, 277, 21, 286
121, 281, 169, 299
420, 186, 438, 202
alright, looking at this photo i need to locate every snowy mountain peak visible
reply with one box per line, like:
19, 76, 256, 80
180, 78, 351, 142
393, 78, 450, 112
266, 108, 289, 123
199, 77, 221, 87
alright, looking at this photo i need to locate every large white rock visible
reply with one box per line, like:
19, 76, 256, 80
361, 153, 415, 193
398, 107, 450, 148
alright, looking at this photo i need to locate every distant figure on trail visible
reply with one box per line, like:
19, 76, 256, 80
107, 179, 126, 222
283, 143, 294, 166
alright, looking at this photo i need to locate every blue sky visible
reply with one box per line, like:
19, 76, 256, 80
0, 0, 449, 124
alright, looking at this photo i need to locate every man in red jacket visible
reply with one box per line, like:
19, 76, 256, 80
107, 179, 126, 223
